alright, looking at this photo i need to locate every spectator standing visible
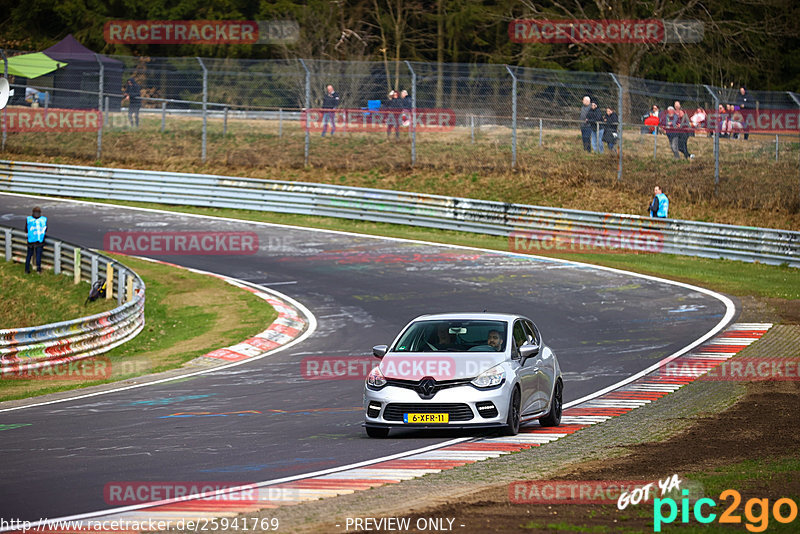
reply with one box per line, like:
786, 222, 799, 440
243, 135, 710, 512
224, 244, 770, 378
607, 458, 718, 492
385, 90, 400, 139
25, 207, 47, 274
123, 78, 141, 128
321, 84, 340, 137
602, 106, 618, 153
649, 186, 669, 218
674, 101, 694, 159
660, 106, 681, 159
579, 96, 592, 152
399, 89, 411, 127
735, 86, 750, 140
588, 101, 604, 153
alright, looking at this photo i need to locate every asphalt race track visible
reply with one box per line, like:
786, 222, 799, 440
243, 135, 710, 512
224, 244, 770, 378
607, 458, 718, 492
0, 194, 734, 522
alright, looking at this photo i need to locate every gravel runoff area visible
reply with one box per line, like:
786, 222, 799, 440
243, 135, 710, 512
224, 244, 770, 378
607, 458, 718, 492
192, 298, 800, 534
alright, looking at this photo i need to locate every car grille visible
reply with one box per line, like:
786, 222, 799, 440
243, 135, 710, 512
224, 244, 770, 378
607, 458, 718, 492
385, 377, 472, 399
384, 403, 474, 422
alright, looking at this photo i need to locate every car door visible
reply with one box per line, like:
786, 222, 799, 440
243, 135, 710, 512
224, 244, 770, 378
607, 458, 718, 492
513, 320, 541, 414
525, 320, 551, 411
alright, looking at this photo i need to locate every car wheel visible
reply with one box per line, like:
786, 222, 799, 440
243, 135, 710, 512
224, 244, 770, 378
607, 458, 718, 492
503, 387, 521, 436
366, 426, 390, 438
539, 380, 562, 427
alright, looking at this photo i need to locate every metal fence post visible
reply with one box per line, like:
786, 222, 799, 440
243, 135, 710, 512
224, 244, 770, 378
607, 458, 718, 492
703, 85, 720, 193
4, 228, 11, 261
161, 101, 166, 132
609, 73, 623, 181
505, 65, 517, 169
223, 105, 228, 137
471, 114, 475, 144
1, 50, 7, 152
105, 261, 114, 300
654, 129, 658, 159
53, 240, 61, 274
405, 61, 416, 167
539, 118, 543, 147
279, 108, 283, 137
73, 248, 81, 284
788, 91, 800, 198
91, 254, 98, 285
197, 57, 208, 163
95, 54, 104, 160
299, 59, 310, 166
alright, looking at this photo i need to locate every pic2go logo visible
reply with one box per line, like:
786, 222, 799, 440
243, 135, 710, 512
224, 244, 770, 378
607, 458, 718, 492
654, 489, 798, 532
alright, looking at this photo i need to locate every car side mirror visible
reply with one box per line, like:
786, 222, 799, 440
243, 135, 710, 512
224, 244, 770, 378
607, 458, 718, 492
372, 345, 388, 358
519, 344, 540, 362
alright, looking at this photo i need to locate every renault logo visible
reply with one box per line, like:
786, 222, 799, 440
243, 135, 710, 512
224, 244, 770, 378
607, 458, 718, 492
417, 377, 437, 398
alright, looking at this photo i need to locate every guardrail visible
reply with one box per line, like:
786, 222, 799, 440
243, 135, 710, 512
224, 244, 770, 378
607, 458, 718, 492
0, 159, 798, 267
0, 224, 146, 374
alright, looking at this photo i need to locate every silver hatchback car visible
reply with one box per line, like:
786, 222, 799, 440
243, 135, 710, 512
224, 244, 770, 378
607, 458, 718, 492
363, 313, 563, 438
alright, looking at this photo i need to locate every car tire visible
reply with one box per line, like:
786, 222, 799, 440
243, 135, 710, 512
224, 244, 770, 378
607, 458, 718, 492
366, 426, 390, 438
539, 380, 562, 427
502, 387, 521, 436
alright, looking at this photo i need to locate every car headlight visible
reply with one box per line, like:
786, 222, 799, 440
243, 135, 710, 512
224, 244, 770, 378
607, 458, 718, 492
471, 364, 505, 388
366, 365, 387, 389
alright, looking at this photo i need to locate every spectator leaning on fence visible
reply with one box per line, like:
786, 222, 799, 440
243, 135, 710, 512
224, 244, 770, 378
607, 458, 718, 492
674, 101, 694, 160
735, 86, 750, 140
588, 101, 605, 153
123, 78, 141, 128
580, 96, 592, 152
660, 106, 681, 159
602, 106, 618, 153
25, 207, 47, 274
649, 186, 669, 218
385, 90, 400, 139
321, 84, 340, 137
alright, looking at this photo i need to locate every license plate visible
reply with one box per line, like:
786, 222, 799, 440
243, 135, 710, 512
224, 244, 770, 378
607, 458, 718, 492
403, 413, 449, 424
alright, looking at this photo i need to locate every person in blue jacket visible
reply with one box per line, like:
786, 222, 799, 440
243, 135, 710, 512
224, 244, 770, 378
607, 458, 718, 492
649, 186, 669, 218
26, 206, 47, 273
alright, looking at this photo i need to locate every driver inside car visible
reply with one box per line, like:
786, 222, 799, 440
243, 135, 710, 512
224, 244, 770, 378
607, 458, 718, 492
487, 329, 504, 351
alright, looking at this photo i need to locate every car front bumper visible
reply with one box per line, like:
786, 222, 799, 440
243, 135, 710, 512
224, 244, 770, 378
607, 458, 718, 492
363, 380, 514, 429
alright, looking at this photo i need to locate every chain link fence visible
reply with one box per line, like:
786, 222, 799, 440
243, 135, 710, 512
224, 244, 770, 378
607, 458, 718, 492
2, 50, 798, 192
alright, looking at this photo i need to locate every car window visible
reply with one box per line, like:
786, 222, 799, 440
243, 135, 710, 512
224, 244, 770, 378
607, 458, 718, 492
512, 321, 527, 349
392, 320, 507, 352
523, 320, 538, 344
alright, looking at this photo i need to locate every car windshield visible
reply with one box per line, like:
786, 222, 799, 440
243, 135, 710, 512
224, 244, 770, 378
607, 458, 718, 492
392, 320, 508, 353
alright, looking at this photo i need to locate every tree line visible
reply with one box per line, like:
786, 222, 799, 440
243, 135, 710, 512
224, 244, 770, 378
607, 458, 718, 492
1, 0, 797, 91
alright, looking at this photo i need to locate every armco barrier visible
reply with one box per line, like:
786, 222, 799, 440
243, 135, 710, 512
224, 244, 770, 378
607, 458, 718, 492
0, 225, 145, 374
0, 159, 798, 267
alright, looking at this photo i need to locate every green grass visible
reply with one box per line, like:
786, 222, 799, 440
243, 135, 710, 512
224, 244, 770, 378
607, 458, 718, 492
73, 198, 800, 302
0, 254, 277, 401
0, 260, 116, 328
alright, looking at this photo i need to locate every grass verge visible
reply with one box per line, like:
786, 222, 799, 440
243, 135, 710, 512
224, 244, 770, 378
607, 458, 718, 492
0, 254, 277, 402
0, 260, 116, 328
4, 117, 799, 230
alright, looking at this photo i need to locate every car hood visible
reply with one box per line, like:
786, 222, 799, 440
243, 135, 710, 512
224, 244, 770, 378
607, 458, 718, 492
379, 352, 506, 381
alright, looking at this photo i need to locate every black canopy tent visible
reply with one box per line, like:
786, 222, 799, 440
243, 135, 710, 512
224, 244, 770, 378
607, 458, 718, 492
43, 34, 123, 110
